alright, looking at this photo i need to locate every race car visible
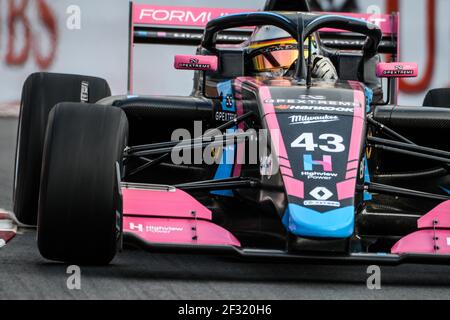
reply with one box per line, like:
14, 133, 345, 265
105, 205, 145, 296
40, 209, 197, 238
13, 1, 450, 265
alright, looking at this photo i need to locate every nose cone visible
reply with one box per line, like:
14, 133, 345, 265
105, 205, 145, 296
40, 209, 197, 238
282, 204, 355, 238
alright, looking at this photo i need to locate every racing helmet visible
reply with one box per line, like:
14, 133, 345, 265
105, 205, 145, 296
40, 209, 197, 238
246, 25, 318, 77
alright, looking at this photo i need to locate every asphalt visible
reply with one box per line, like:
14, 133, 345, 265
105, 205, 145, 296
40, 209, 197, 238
1, 118, 450, 300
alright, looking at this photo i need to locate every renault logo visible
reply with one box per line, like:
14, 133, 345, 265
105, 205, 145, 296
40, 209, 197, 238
309, 187, 333, 201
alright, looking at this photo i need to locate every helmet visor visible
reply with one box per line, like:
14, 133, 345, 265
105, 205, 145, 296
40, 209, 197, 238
250, 40, 298, 72
249, 36, 318, 73
252, 47, 299, 72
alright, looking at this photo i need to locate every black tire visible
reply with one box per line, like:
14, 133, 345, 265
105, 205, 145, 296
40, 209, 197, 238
37, 103, 128, 265
14, 72, 111, 225
423, 88, 450, 108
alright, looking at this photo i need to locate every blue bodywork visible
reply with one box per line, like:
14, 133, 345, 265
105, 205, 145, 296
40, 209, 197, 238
211, 81, 236, 197
282, 204, 355, 238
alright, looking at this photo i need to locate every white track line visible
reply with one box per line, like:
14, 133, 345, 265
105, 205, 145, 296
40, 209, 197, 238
0, 209, 17, 247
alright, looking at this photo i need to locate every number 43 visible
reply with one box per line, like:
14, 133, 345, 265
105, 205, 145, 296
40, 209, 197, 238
291, 133, 345, 153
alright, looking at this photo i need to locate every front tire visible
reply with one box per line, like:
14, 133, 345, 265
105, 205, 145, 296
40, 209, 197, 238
37, 103, 128, 265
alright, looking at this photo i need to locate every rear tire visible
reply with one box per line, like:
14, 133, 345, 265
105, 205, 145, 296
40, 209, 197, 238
423, 88, 450, 108
14, 72, 111, 225
37, 103, 128, 265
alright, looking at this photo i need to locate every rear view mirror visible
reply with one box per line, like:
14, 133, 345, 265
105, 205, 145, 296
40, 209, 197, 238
376, 62, 418, 78
174, 55, 218, 72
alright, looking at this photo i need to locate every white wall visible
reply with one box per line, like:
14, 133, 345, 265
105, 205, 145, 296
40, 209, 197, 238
0, 0, 448, 106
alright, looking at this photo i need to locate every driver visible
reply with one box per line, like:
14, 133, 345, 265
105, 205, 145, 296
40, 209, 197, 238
246, 25, 338, 80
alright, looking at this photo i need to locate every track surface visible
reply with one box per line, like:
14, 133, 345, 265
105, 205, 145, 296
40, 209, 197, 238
1, 118, 450, 300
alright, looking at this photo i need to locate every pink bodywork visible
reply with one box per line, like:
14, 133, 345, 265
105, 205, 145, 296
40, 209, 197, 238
392, 201, 450, 255
376, 62, 419, 78
132, 4, 249, 27
123, 216, 241, 247
174, 54, 218, 72
256, 84, 305, 200
320, 12, 398, 35
132, 5, 397, 36
391, 230, 450, 255
122, 188, 211, 220
335, 81, 366, 201
418, 201, 450, 229
122, 187, 241, 247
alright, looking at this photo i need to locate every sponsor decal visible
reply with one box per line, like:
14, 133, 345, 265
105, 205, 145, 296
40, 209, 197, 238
303, 154, 333, 172
146, 225, 184, 234
268, 95, 359, 113
225, 94, 234, 108
129, 222, 143, 232
301, 154, 337, 181
304, 200, 341, 207
80, 81, 89, 103
215, 111, 236, 122
178, 58, 211, 69
289, 114, 339, 125
278, 105, 354, 113
381, 64, 416, 76
382, 69, 415, 76
267, 98, 357, 106
157, 32, 248, 42
301, 171, 338, 181
259, 43, 298, 54
128, 222, 183, 234
304, 187, 340, 207
134, 5, 249, 27
309, 187, 333, 200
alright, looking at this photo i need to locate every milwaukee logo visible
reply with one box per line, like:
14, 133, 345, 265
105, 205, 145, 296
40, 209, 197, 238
289, 114, 339, 125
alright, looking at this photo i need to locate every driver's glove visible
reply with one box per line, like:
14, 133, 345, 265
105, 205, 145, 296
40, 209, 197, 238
311, 55, 339, 81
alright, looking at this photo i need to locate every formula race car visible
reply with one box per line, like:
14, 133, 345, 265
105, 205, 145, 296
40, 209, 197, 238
13, 1, 450, 265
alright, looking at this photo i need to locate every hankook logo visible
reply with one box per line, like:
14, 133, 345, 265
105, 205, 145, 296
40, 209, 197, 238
275, 105, 354, 113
